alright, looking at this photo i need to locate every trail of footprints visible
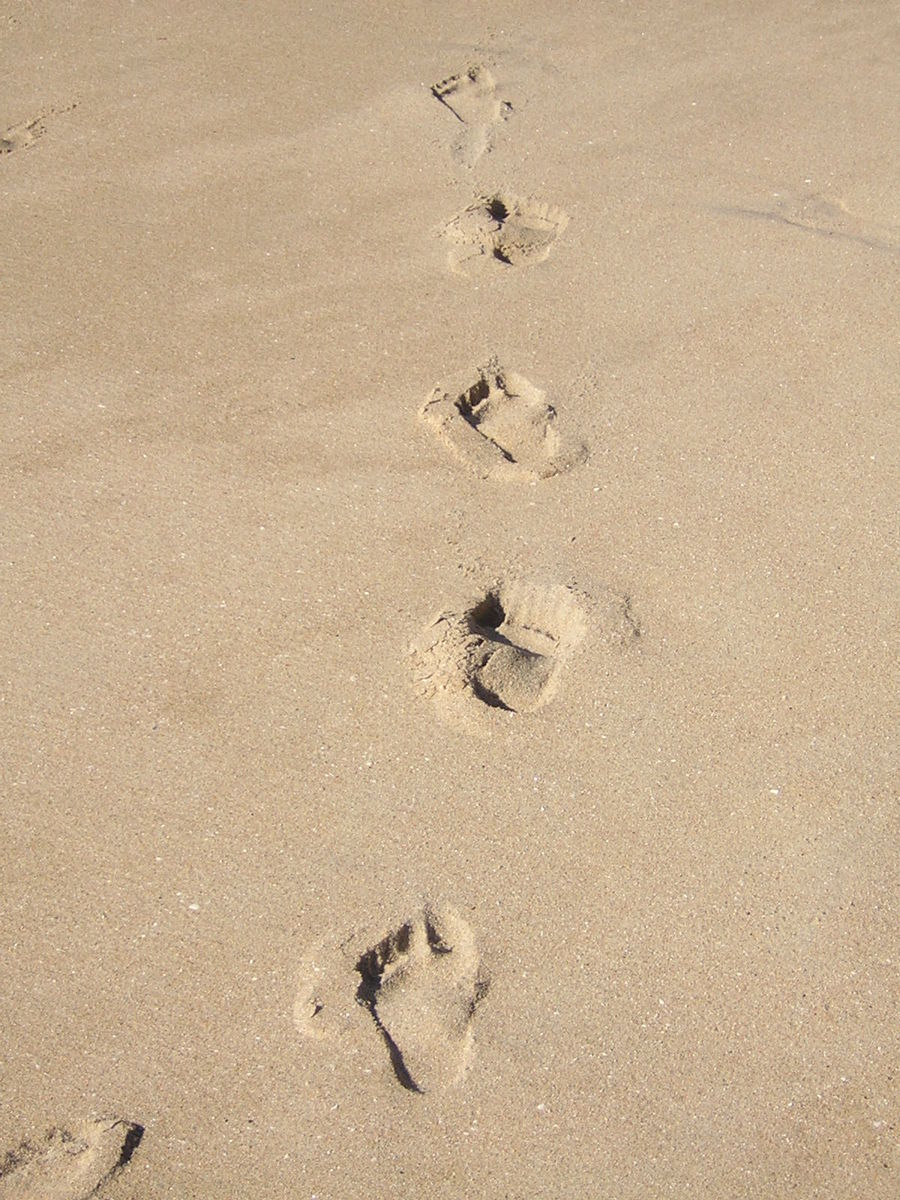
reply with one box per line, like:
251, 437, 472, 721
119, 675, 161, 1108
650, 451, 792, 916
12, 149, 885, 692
4, 50, 891, 1181
293, 61, 632, 1094
1, 58, 599, 1172
0, 60, 558, 1176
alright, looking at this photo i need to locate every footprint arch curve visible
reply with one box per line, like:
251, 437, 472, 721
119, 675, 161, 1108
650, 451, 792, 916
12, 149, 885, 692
295, 904, 489, 1094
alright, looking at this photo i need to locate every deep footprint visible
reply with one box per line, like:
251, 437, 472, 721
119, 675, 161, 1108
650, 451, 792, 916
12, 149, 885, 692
431, 65, 512, 168
355, 906, 488, 1093
443, 193, 568, 275
421, 358, 587, 482
0, 1118, 143, 1200
411, 580, 590, 715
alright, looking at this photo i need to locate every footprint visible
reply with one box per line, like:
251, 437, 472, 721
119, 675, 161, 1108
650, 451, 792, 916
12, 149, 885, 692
718, 191, 900, 254
356, 907, 489, 1093
1, 105, 76, 157
0, 116, 46, 156
411, 579, 602, 715
431, 65, 512, 168
443, 193, 568, 276
0, 1118, 143, 1200
420, 357, 587, 482
295, 905, 488, 1094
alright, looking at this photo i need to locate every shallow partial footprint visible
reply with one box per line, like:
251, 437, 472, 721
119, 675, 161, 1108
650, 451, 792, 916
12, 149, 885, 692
295, 905, 488, 1093
0, 1119, 143, 1200
410, 579, 609, 717
443, 193, 568, 276
431, 65, 512, 168
1, 105, 77, 157
0, 116, 46, 155
421, 358, 587, 482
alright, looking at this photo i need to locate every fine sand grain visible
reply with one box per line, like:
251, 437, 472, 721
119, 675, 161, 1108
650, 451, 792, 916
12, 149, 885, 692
2, 2, 898, 1198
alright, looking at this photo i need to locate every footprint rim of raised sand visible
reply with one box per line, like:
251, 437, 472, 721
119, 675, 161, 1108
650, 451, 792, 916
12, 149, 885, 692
410, 578, 595, 717
443, 192, 569, 274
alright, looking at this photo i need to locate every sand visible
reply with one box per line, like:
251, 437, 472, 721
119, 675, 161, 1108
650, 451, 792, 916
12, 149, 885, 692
1, 2, 898, 1196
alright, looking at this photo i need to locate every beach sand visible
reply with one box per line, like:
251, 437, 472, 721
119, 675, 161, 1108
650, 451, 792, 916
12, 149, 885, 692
1, 2, 897, 1196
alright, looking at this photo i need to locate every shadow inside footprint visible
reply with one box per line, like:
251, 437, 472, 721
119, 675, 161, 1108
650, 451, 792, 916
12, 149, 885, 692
466, 590, 572, 713
443, 193, 568, 275
431, 65, 512, 167
410, 580, 594, 718
355, 907, 488, 1093
0, 1118, 143, 1200
356, 924, 423, 1093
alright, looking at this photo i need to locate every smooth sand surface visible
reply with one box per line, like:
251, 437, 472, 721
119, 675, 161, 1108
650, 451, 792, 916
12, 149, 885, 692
2, 2, 898, 1196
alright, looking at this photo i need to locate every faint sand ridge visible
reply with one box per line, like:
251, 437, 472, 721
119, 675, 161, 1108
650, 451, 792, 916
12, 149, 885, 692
718, 190, 900, 253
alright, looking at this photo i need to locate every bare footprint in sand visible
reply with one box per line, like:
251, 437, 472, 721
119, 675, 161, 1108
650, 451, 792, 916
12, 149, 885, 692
718, 191, 900, 253
421, 358, 587, 482
411, 580, 587, 715
432, 65, 512, 168
1, 106, 76, 157
0, 1118, 143, 1200
356, 908, 489, 1093
0, 116, 46, 155
443, 193, 568, 276
295, 905, 488, 1093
